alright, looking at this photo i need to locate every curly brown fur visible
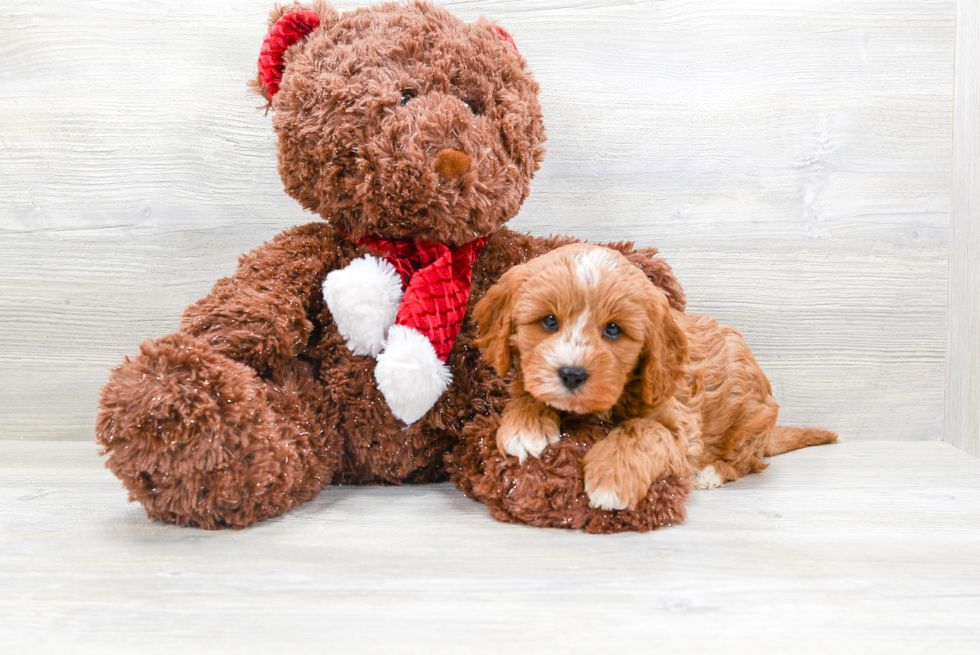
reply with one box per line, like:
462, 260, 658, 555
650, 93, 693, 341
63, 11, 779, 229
96, 1, 686, 529
96, 333, 338, 529
449, 412, 690, 534
260, 0, 546, 247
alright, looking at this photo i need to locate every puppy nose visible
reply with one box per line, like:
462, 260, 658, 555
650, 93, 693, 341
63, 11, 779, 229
433, 148, 472, 180
558, 366, 589, 391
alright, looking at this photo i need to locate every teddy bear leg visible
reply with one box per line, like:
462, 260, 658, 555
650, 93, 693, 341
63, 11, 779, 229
448, 413, 692, 533
96, 332, 340, 529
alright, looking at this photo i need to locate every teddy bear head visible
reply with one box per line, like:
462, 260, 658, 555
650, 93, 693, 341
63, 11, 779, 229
254, 1, 546, 247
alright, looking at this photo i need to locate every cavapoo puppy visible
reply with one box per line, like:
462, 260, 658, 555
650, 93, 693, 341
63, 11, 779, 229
474, 243, 837, 511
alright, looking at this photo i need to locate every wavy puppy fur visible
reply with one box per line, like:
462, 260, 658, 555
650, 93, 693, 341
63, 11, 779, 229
474, 243, 837, 513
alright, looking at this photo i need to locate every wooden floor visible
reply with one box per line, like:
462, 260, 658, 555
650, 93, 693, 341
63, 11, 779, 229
1, 440, 978, 654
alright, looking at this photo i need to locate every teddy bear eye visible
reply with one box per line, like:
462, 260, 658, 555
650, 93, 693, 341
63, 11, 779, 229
603, 323, 622, 339
462, 98, 482, 115
400, 89, 417, 106
541, 315, 559, 331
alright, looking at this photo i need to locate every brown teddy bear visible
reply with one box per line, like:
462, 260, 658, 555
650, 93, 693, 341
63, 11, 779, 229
96, 0, 687, 530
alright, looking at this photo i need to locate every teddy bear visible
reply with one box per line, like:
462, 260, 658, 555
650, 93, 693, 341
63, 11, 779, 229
95, 0, 687, 530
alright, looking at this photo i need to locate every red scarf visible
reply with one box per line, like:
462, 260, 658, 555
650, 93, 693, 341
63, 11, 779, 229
354, 235, 486, 362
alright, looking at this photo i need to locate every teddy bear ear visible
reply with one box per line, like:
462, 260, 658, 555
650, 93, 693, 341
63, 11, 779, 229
491, 25, 519, 52
252, 2, 338, 104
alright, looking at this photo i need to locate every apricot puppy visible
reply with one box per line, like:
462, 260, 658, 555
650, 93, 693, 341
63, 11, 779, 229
474, 243, 836, 511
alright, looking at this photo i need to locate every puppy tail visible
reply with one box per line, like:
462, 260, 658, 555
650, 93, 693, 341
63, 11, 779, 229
765, 426, 838, 457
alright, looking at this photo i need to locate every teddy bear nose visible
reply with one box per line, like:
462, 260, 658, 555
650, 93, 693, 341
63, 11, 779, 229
433, 148, 472, 180
558, 366, 589, 391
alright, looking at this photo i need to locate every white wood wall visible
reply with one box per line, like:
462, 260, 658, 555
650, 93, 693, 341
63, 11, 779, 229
0, 1, 954, 441
946, 0, 979, 457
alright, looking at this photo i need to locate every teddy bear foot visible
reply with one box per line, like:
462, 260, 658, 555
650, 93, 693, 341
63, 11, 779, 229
448, 412, 691, 533
96, 332, 339, 529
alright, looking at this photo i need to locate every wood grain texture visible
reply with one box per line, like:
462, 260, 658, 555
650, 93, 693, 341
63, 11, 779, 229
0, 1, 954, 440
1, 440, 979, 653
946, 0, 979, 456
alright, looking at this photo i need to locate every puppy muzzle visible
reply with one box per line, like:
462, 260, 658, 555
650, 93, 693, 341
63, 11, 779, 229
558, 366, 589, 391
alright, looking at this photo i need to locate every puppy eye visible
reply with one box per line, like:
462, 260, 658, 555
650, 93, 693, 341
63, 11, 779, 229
603, 323, 622, 339
462, 98, 482, 115
541, 315, 559, 331
400, 89, 417, 106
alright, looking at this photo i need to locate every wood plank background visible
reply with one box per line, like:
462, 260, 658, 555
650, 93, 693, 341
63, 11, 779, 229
946, 0, 979, 457
0, 0, 954, 441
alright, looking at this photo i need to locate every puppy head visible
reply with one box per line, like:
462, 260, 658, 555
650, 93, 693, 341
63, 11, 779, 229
474, 243, 688, 414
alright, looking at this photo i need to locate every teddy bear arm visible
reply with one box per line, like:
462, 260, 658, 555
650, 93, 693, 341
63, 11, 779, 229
179, 223, 345, 374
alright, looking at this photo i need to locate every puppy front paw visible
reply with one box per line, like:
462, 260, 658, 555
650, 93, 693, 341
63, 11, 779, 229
584, 484, 630, 511
582, 434, 656, 511
495, 411, 560, 462
583, 462, 636, 511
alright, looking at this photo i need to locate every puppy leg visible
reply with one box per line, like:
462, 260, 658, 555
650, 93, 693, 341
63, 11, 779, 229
496, 391, 561, 462
693, 462, 728, 489
583, 418, 692, 510
698, 396, 779, 489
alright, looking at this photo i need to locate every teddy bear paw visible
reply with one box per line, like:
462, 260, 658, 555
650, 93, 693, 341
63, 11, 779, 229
374, 324, 452, 424
323, 255, 403, 356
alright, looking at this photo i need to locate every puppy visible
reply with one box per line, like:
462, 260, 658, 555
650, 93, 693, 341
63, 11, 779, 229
474, 243, 837, 511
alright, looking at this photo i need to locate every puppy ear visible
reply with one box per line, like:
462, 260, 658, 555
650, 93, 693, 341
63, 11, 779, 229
639, 289, 689, 408
473, 265, 529, 377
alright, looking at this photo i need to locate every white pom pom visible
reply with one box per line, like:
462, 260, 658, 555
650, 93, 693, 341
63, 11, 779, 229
374, 325, 452, 425
322, 255, 403, 356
